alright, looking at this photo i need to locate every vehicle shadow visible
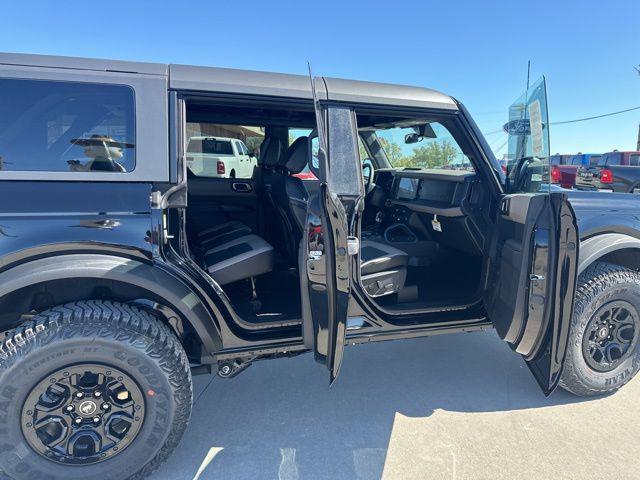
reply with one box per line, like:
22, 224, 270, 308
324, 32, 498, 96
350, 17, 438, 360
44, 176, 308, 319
156, 330, 592, 480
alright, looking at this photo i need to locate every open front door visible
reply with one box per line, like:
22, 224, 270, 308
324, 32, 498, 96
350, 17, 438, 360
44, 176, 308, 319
485, 76, 579, 395
300, 74, 364, 383
485, 193, 578, 395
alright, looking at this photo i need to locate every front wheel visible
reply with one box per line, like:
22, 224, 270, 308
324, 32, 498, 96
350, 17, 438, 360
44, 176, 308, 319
560, 262, 640, 396
0, 301, 192, 480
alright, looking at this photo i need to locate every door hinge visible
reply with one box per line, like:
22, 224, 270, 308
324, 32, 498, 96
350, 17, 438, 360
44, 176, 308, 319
347, 236, 360, 256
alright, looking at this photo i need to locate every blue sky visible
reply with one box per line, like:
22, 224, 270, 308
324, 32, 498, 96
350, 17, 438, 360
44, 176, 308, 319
1, 0, 638, 156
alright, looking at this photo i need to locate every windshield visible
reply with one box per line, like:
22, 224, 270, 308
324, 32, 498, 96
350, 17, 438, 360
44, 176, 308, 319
187, 138, 233, 155
373, 122, 473, 171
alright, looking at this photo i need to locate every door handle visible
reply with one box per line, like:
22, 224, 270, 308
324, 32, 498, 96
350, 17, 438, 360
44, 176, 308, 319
232, 182, 252, 192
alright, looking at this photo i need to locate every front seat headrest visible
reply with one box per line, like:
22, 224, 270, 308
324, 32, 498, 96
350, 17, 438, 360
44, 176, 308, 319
258, 136, 284, 167
283, 136, 310, 174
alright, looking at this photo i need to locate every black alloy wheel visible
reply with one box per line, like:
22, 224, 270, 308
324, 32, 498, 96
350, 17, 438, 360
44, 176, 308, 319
560, 262, 640, 396
0, 301, 192, 480
582, 301, 639, 372
21, 364, 145, 465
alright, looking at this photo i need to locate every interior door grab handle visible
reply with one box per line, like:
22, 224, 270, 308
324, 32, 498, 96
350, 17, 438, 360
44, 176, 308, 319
232, 182, 252, 192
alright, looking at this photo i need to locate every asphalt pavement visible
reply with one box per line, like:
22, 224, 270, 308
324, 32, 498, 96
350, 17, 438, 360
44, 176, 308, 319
155, 330, 640, 480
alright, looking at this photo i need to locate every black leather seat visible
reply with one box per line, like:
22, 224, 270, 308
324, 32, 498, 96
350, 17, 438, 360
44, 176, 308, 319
203, 234, 275, 286
197, 220, 251, 249
269, 136, 311, 263
360, 240, 408, 297
196, 136, 284, 248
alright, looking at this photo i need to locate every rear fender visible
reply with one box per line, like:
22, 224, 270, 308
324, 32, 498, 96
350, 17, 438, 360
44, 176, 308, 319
0, 253, 222, 354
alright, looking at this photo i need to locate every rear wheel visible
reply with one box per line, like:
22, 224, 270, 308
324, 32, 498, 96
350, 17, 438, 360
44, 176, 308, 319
560, 262, 640, 396
0, 301, 192, 480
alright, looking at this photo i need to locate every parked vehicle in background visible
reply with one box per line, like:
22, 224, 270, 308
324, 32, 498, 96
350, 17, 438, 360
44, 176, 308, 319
576, 150, 640, 192
550, 153, 572, 167
551, 153, 601, 189
186, 136, 256, 178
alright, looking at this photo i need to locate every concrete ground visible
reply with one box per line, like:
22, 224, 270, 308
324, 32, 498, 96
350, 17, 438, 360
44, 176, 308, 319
155, 330, 640, 480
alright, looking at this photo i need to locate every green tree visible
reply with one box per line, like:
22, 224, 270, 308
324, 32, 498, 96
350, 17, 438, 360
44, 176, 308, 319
378, 137, 408, 165
409, 140, 460, 168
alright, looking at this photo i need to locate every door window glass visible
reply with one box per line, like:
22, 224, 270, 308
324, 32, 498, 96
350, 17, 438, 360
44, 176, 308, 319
504, 76, 550, 193
0, 78, 135, 173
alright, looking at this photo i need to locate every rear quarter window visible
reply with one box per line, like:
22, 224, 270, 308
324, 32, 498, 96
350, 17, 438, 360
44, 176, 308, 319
0, 78, 135, 173
598, 153, 622, 166
588, 156, 601, 166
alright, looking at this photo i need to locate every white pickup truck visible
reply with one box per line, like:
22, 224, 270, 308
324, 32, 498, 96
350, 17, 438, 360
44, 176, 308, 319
186, 136, 256, 178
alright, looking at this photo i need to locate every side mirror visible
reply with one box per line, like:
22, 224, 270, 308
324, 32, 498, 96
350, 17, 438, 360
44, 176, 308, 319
362, 161, 373, 179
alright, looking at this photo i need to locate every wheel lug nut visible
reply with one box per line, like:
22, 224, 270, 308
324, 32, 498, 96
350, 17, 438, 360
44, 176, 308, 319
93, 391, 102, 398
75, 392, 84, 399
101, 403, 110, 410
74, 418, 82, 425
92, 416, 100, 423
65, 405, 74, 412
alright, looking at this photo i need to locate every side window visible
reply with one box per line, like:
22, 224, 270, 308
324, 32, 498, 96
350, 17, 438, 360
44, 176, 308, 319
630, 154, 640, 167
185, 123, 262, 179
0, 78, 135, 173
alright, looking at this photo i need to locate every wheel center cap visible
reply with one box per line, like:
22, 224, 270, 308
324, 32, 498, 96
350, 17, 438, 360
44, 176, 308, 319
78, 400, 97, 416
598, 327, 609, 339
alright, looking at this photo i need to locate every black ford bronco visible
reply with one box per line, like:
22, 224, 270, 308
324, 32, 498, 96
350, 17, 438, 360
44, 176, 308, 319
1, 53, 640, 480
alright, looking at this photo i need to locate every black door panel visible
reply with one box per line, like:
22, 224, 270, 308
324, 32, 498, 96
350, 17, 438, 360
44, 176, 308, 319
485, 193, 578, 395
187, 177, 258, 234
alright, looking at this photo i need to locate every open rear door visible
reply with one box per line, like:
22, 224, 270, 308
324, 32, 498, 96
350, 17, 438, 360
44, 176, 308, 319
300, 73, 364, 383
486, 76, 579, 395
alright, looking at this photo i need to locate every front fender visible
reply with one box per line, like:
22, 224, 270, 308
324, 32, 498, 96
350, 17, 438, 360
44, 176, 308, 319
0, 253, 222, 354
578, 233, 640, 275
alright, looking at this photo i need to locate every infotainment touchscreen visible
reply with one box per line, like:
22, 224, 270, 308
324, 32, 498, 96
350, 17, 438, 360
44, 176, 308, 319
396, 177, 419, 200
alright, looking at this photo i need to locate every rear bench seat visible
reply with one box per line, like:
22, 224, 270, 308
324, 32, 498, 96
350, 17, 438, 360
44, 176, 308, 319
200, 232, 275, 286
197, 220, 251, 249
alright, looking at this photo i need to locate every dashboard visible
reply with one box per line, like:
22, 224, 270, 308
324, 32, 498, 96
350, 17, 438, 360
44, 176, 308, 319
368, 168, 487, 255
376, 168, 477, 216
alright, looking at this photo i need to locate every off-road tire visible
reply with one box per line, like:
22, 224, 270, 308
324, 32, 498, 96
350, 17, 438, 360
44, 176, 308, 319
560, 262, 640, 396
0, 300, 192, 480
